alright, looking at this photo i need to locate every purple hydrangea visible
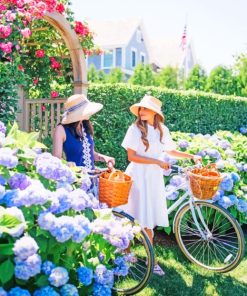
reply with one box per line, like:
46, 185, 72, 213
206, 149, 221, 160
215, 160, 225, 169
77, 266, 93, 286
243, 164, 247, 172
0, 148, 18, 168
178, 140, 189, 149
165, 185, 179, 200
34, 286, 60, 296
9, 173, 31, 190
15, 254, 41, 280
69, 189, 99, 211
48, 267, 69, 287
94, 264, 114, 288
235, 163, 243, 171
225, 149, 235, 157
41, 260, 56, 276
113, 256, 129, 276
60, 284, 79, 296
92, 283, 112, 296
35, 153, 76, 184
0, 121, 6, 134
218, 140, 231, 150
170, 175, 184, 187
13, 236, 39, 260
8, 287, 31, 296
56, 182, 73, 192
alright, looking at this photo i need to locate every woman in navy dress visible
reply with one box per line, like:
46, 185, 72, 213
53, 94, 115, 169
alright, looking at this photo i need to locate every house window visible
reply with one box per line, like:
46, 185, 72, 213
140, 53, 145, 64
131, 50, 136, 68
136, 29, 142, 43
116, 48, 122, 67
103, 50, 113, 68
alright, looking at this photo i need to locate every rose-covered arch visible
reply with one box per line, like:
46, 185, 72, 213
43, 11, 88, 94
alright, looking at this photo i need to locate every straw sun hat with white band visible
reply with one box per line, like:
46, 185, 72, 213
130, 95, 164, 120
62, 94, 103, 124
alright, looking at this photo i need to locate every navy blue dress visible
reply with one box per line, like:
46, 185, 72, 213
63, 123, 95, 169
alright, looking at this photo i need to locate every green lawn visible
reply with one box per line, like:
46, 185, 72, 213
135, 233, 247, 296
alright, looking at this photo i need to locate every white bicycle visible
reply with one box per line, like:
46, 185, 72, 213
165, 165, 245, 273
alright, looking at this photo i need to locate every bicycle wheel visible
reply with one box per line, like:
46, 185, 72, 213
174, 201, 245, 272
112, 210, 154, 295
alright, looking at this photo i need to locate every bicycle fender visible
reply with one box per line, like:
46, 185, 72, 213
172, 201, 190, 234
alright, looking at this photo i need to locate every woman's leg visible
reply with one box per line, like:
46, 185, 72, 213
144, 227, 154, 245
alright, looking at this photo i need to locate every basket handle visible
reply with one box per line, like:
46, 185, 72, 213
108, 170, 125, 181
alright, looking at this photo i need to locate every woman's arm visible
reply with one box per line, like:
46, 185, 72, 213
127, 149, 170, 169
166, 150, 201, 162
52, 125, 66, 159
94, 151, 115, 166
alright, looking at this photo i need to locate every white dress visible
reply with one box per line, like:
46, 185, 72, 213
120, 123, 176, 229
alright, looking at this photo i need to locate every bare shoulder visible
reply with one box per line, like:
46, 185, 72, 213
53, 124, 66, 141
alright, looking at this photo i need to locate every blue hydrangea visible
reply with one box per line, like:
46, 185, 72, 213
56, 182, 73, 192
220, 175, 234, 192
0, 148, 18, 168
41, 260, 56, 276
34, 286, 60, 296
13, 236, 39, 260
8, 287, 31, 296
77, 266, 93, 286
92, 283, 112, 296
15, 254, 41, 280
237, 200, 247, 213
239, 127, 247, 134
113, 256, 129, 276
9, 173, 31, 190
0, 176, 6, 186
35, 153, 75, 184
218, 196, 234, 209
243, 164, 247, 172
235, 163, 243, 171
215, 160, 225, 169
230, 172, 240, 183
218, 140, 231, 150
48, 267, 69, 287
0, 189, 19, 207
94, 265, 114, 288
38, 212, 56, 231
0, 287, 7, 296
0, 185, 5, 201
60, 284, 79, 296
49, 189, 72, 214
0, 121, 6, 134
212, 190, 224, 202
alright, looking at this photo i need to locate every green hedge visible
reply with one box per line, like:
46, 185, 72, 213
88, 83, 247, 169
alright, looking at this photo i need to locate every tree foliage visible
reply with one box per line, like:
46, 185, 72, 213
184, 64, 207, 91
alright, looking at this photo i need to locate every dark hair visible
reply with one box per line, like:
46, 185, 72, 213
62, 120, 94, 140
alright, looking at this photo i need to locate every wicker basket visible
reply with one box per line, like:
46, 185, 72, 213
187, 165, 223, 200
99, 170, 133, 207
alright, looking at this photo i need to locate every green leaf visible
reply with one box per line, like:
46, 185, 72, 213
0, 243, 14, 256
0, 214, 22, 229
0, 259, 14, 284
35, 274, 49, 287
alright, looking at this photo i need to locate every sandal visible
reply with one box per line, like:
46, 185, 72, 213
153, 264, 165, 276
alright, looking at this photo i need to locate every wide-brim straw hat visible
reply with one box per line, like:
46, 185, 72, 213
130, 95, 164, 120
62, 94, 103, 124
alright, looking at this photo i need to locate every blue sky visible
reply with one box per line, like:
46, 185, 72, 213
71, 0, 247, 73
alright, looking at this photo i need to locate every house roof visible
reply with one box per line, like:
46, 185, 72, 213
149, 38, 195, 69
87, 19, 144, 47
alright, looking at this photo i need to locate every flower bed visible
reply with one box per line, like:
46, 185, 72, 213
0, 122, 140, 295
161, 130, 247, 234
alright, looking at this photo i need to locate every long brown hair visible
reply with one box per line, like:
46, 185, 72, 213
62, 120, 94, 140
135, 109, 164, 151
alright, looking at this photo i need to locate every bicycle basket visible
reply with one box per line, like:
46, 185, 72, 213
187, 164, 223, 200
99, 170, 133, 207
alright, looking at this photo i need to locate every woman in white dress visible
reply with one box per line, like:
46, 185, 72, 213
121, 95, 201, 275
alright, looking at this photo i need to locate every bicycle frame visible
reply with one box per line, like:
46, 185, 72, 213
165, 179, 211, 239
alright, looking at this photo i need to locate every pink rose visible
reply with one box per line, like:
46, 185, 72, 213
5, 11, 16, 21
0, 25, 12, 39
0, 42, 13, 53
18, 64, 24, 72
35, 49, 45, 58
20, 28, 31, 38
51, 91, 59, 98
74, 21, 90, 37
56, 3, 65, 14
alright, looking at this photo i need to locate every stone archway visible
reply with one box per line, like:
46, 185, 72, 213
44, 11, 88, 94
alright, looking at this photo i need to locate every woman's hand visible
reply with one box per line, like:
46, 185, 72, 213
192, 155, 202, 163
158, 161, 170, 170
103, 156, 115, 167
